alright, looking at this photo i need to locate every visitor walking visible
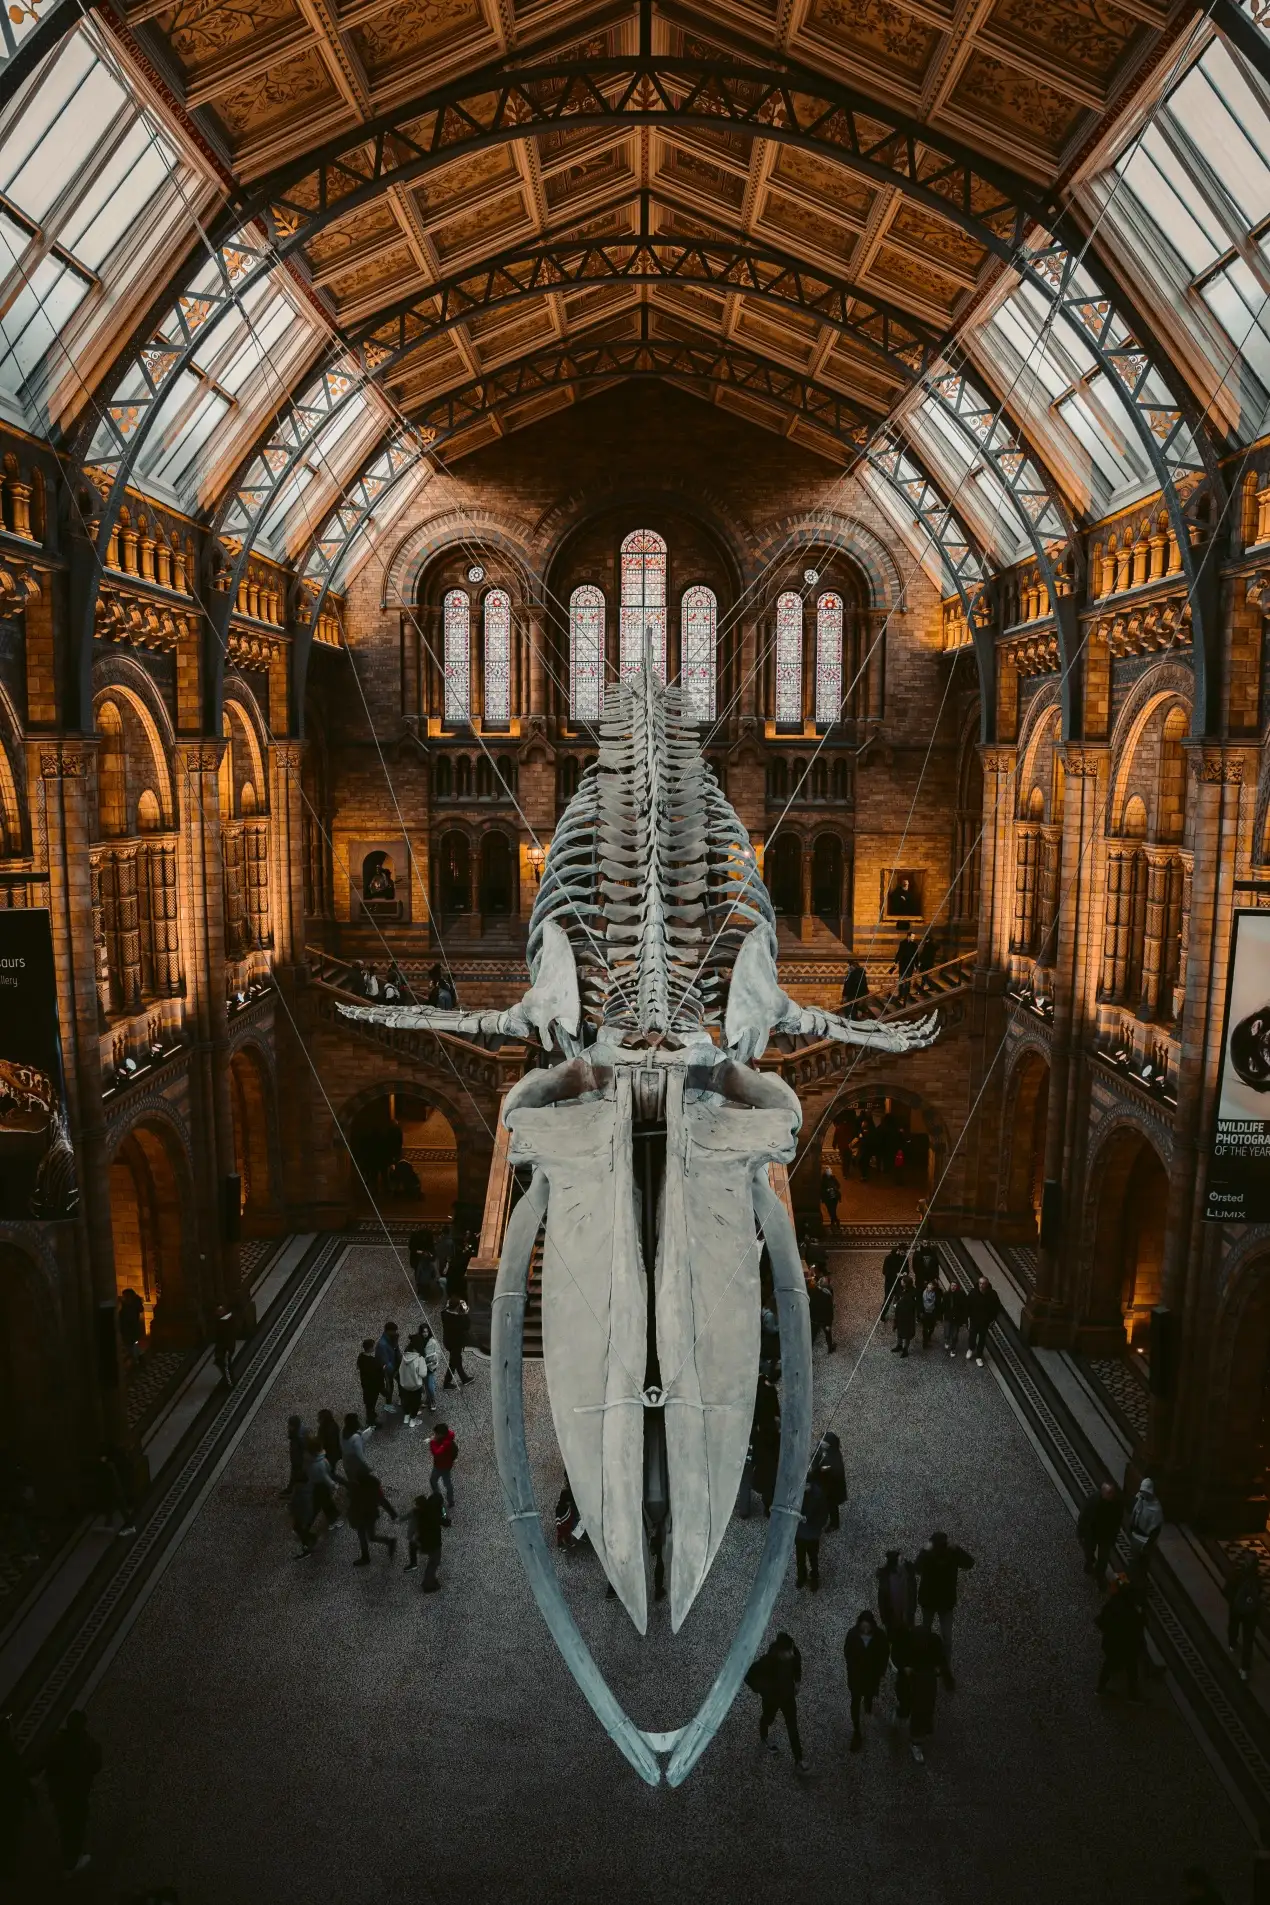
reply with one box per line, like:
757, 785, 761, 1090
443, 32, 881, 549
891, 1274, 916, 1357
1127, 1477, 1164, 1584
117, 1287, 145, 1365
895, 1623, 945, 1762
375, 1321, 402, 1413
914, 1531, 974, 1680
809, 1274, 836, 1354
746, 1632, 808, 1773
316, 1408, 343, 1478
942, 1280, 968, 1356
1225, 1552, 1262, 1681
819, 1169, 840, 1229
348, 1470, 398, 1566
357, 1338, 382, 1427
876, 1548, 918, 1650
843, 1611, 890, 1753
429, 1421, 458, 1522
918, 1277, 943, 1350
810, 1431, 846, 1532
441, 1295, 473, 1388
340, 1413, 373, 1482
1077, 1481, 1123, 1586
94, 1449, 136, 1538
795, 1476, 827, 1591
403, 1492, 445, 1591
212, 1308, 237, 1387
44, 1711, 102, 1875
1096, 1574, 1145, 1697
881, 1244, 907, 1319
280, 1414, 308, 1498
398, 1335, 427, 1425
965, 1276, 1001, 1365
305, 1437, 342, 1531
840, 959, 869, 1019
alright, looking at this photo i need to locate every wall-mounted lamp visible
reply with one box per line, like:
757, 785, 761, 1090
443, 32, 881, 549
528, 842, 546, 883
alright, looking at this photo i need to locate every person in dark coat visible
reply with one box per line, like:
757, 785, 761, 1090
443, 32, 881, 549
915, 1531, 974, 1680
746, 1632, 807, 1772
819, 1170, 840, 1229
942, 1281, 969, 1356
965, 1276, 1001, 1365
1077, 1481, 1123, 1586
876, 1548, 918, 1650
212, 1308, 237, 1386
918, 1277, 943, 1350
0, 1710, 33, 1883
809, 1274, 836, 1355
441, 1295, 472, 1387
843, 1611, 890, 1752
44, 1711, 102, 1874
810, 1431, 846, 1532
117, 1287, 145, 1365
795, 1477, 828, 1591
1096, 1574, 1145, 1696
881, 1244, 907, 1318
894, 1624, 945, 1762
403, 1491, 445, 1591
348, 1471, 398, 1567
356, 1337, 382, 1427
914, 1240, 940, 1284
280, 1414, 308, 1499
752, 1417, 781, 1518
840, 960, 869, 1019
316, 1409, 343, 1479
891, 1274, 917, 1356
1225, 1552, 1263, 1681
892, 930, 920, 1005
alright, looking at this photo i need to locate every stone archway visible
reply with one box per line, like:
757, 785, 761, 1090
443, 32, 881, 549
108, 1118, 193, 1347
1083, 1124, 1169, 1354
230, 1043, 279, 1235
347, 1088, 460, 1223
1000, 1049, 1050, 1240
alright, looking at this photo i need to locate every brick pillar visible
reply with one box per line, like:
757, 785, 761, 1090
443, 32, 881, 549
175, 740, 240, 1319
267, 742, 307, 967
976, 748, 1016, 972
1025, 746, 1107, 1344
1139, 847, 1172, 1020
34, 740, 132, 1461
528, 606, 546, 718
1100, 847, 1129, 1000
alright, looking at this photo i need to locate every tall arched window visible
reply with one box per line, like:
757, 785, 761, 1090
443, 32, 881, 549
569, 584, 605, 722
774, 590, 803, 725
681, 584, 717, 723
443, 589, 470, 724
620, 528, 667, 680
815, 591, 843, 726
483, 589, 511, 726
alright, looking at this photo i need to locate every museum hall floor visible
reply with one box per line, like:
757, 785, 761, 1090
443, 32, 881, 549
13, 1240, 1252, 1903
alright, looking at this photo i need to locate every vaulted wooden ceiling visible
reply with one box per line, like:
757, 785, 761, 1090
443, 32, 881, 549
123, 0, 1180, 461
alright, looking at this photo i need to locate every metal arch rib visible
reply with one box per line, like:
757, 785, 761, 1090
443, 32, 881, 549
490, 1163, 813, 1787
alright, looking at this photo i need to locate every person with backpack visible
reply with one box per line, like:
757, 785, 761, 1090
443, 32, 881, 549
403, 1492, 445, 1591
1225, 1552, 1262, 1681
398, 1334, 428, 1426
745, 1632, 808, 1773
843, 1610, 890, 1754
429, 1422, 458, 1522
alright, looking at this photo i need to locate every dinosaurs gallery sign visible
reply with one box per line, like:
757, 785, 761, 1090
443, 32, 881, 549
0, 909, 77, 1219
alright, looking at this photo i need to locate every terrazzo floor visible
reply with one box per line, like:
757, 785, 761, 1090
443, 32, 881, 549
33, 1241, 1253, 1903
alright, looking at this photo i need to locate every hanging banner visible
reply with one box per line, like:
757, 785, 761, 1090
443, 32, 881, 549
0, 908, 78, 1220
1206, 908, 1270, 1224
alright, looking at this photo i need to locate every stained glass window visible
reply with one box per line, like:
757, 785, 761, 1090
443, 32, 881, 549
620, 528, 667, 680
815, 592, 843, 726
483, 588, 511, 725
443, 588, 470, 723
681, 585, 717, 723
570, 585, 605, 722
774, 590, 803, 725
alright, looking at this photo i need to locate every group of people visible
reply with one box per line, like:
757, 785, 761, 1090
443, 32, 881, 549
342, 960, 458, 1009
746, 1530, 976, 1772
881, 1241, 1002, 1365
835, 934, 942, 1023
284, 1314, 471, 1587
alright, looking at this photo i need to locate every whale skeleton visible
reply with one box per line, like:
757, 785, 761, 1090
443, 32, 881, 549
339, 652, 938, 1782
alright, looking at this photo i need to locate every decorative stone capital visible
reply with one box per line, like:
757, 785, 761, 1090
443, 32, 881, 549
175, 740, 227, 774
1190, 748, 1245, 784
38, 742, 93, 779
1061, 746, 1105, 779
980, 748, 1017, 775
269, 742, 305, 770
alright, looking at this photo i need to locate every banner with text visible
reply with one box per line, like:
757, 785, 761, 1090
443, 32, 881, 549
0, 909, 78, 1219
1206, 908, 1270, 1224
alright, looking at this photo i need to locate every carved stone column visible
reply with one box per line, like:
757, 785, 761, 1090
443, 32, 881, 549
34, 741, 132, 1463
1172, 851, 1193, 1023
175, 740, 239, 1319
976, 748, 1016, 972
1100, 847, 1129, 1000
267, 742, 307, 967
528, 605, 547, 718
1010, 825, 1038, 959
1139, 846, 1173, 1020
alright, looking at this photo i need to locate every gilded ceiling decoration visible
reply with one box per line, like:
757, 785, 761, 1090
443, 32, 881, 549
119, 0, 1178, 459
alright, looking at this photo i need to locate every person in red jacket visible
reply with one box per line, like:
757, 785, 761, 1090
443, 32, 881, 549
429, 1422, 458, 1524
